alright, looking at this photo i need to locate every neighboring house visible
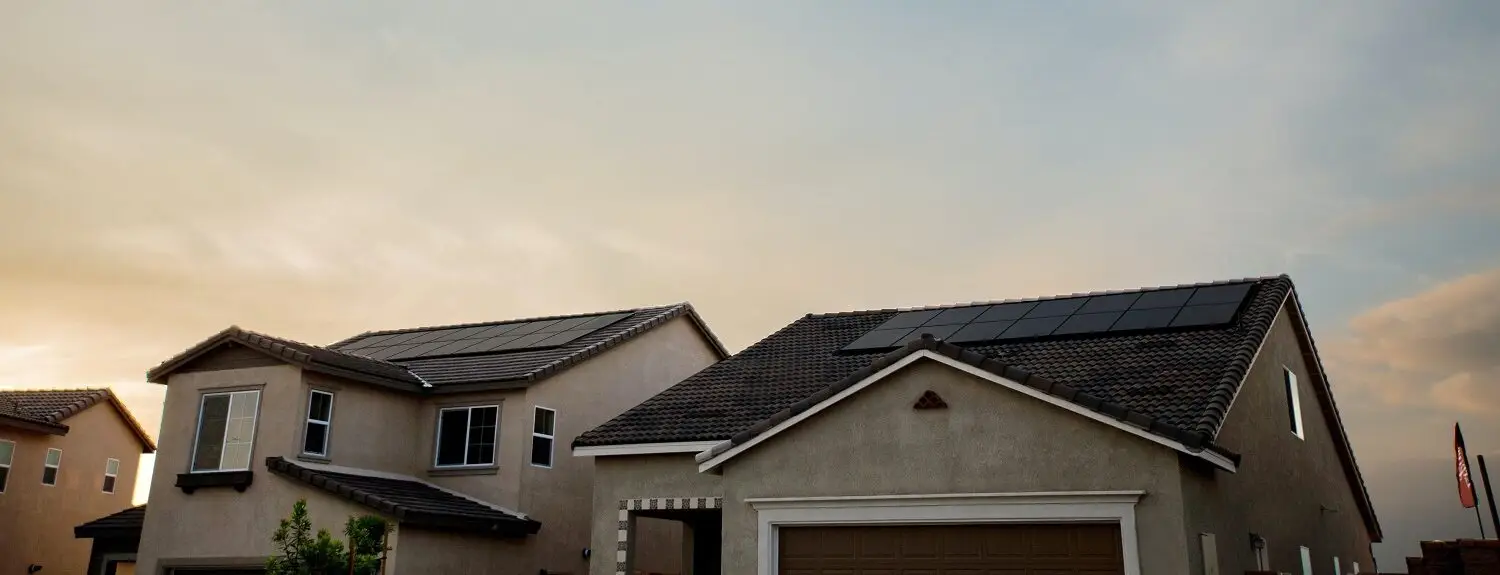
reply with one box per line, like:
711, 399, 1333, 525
0, 388, 157, 575
132, 304, 726, 575
76, 504, 148, 575
574, 275, 1383, 575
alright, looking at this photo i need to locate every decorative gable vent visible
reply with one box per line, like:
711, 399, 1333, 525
913, 390, 948, 410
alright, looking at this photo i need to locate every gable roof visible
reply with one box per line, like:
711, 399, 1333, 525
75, 504, 147, 540
574, 274, 1381, 541
148, 303, 727, 393
0, 388, 156, 452
265, 457, 541, 537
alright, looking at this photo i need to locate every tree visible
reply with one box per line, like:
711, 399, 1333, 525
267, 499, 389, 575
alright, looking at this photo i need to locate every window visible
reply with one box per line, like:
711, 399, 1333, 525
1352, 561, 1360, 574
1299, 546, 1312, 575
103, 458, 121, 493
1251, 535, 1269, 571
303, 390, 334, 456
43, 448, 62, 485
1284, 367, 1304, 439
531, 406, 556, 468
434, 405, 498, 467
0, 439, 13, 493
191, 390, 261, 472
1198, 533, 1219, 575
1333, 556, 1342, 575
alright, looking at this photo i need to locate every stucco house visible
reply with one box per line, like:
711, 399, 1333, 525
573, 276, 1383, 575
0, 388, 157, 575
131, 304, 726, 575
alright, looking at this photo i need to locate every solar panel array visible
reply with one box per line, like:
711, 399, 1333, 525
842, 282, 1257, 352
336, 312, 634, 361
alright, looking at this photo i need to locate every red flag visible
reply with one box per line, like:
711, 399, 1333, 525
1456, 423, 1477, 508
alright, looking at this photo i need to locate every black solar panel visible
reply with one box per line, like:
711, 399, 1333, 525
839, 281, 1259, 352
357, 312, 637, 361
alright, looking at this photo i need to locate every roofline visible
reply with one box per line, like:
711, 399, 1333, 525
694, 340, 1241, 474
74, 504, 146, 539
572, 440, 721, 458
146, 326, 422, 392
0, 388, 157, 452
328, 302, 710, 346
810, 274, 1286, 318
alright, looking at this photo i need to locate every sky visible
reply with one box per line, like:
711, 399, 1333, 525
1, 1, 1497, 569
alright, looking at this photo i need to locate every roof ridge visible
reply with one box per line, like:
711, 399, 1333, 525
340, 303, 682, 340
0, 387, 111, 394
808, 274, 1287, 318
234, 327, 413, 371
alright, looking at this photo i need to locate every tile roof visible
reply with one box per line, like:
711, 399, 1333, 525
148, 304, 726, 392
75, 505, 147, 539
576, 276, 1291, 448
0, 388, 156, 452
265, 457, 541, 537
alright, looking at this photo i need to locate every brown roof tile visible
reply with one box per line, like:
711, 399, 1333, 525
0, 388, 156, 452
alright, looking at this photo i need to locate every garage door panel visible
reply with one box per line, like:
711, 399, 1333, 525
779, 524, 1123, 575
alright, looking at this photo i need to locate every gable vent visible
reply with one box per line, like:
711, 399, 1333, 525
913, 390, 948, 410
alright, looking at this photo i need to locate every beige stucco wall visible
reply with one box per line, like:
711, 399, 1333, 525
1179, 303, 1377, 574
0, 403, 146, 575
590, 358, 1195, 575
136, 363, 395, 574
525, 316, 720, 575
591, 456, 725, 575
416, 388, 527, 509
303, 373, 422, 474
392, 528, 529, 575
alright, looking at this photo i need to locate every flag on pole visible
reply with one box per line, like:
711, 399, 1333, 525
1456, 422, 1478, 508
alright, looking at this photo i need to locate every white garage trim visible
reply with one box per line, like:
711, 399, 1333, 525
747, 491, 1146, 575
698, 350, 1237, 473
573, 441, 720, 457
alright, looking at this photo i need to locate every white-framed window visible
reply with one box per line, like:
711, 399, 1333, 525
1252, 536, 1269, 571
303, 390, 334, 457
530, 406, 556, 468
191, 390, 261, 472
1299, 546, 1312, 575
103, 458, 121, 493
1333, 556, 1342, 575
42, 448, 62, 486
434, 405, 499, 467
0, 439, 13, 493
1352, 561, 1360, 574
1284, 367, 1304, 439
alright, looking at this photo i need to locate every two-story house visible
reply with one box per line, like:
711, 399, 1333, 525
574, 275, 1383, 575
0, 388, 157, 575
133, 304, 727, 575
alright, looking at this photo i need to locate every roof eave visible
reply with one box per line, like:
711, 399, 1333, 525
0, 413, 69, 435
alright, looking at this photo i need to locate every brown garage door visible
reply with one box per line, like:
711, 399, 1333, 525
779, 523, 1123, 575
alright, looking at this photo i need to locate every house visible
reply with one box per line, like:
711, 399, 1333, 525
0, 388, 157, 575
573, 275, 1383, 575
132, 304, 727, 575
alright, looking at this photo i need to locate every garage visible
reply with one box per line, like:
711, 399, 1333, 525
778, 523, 1124, 575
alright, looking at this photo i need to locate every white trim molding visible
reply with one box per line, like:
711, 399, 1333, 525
748, 491, 1146, 575
697, 350, 1237, 473
573, 441, 721, 458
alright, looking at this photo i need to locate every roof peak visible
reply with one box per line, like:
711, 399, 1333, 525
810, 274, 1289, 319
335, 302, 688, 343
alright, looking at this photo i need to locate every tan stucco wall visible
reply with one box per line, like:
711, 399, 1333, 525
416, 388, 528, 509
525, 316, 720, 575
1180, 304, 1377, 574
0, 403, 146, 575
590, 359, 1194, 575
391, 528, 529, 575
303, 372, 422, 474
136, 363, 377, 574
592, 456, 724, 575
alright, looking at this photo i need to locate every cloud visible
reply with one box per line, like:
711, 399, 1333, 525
1327, 268, 1500, 413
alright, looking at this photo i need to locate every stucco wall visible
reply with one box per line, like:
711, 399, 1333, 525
590, 359, 1194, 575
417, 389, 528, 508
392, 528, 529, 575
591, 456, 725, 575
137, 363, 393, 573
1179, 304, 1377, 575
302, 372, 422, 474
526, 316, 721, 575
0, 403, 146, 575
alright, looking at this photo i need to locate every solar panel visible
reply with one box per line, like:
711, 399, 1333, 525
839, 281, 1259, 352
540, 316, 593, 333
399, 329, 462, 346
427, 339, 484, 356
1053, 312, 1123, 335
873, 310, 942, 331
533, 328, 595, 348
374, 331, 428, 347
340, 333, 399, 350
576, 312, 633, 331
493, 332, 555, 351
507, 321, 559, 337
462, 335, 522, 354
365, 343, 420, 360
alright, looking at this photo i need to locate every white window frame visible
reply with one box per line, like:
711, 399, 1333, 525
1334, 556, 1342, 575
103, 458, 121, 493
303, 390, 335, 457
0, 439, 13, 493
43, 447, 62, 486
1299, 546, 1312, 575
1284, 367, 1304, 440
433, 405, 500, 468
1352, 561, 1360, 574
189, 389, 262, 473
747, 491, 1145, 575
531, 406, 556, 469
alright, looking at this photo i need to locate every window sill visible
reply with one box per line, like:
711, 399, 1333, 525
427, 465, 499, 477
296, 453, 332, 464
176, 470, 254, 494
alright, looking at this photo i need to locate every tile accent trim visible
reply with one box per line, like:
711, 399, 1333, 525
616, 496, 723, 575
